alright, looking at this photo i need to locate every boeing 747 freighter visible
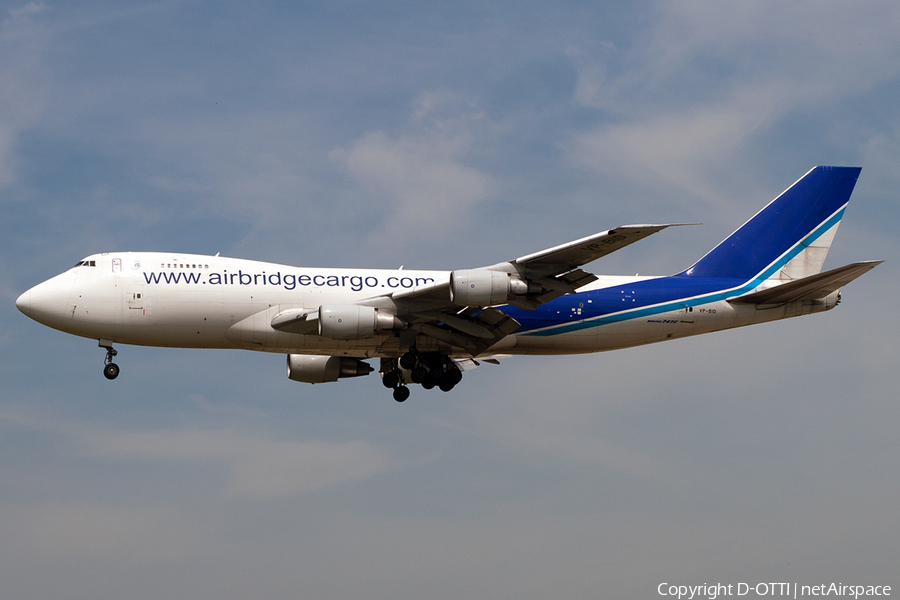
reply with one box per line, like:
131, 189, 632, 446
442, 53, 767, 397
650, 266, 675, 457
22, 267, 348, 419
17, 166, 881, 402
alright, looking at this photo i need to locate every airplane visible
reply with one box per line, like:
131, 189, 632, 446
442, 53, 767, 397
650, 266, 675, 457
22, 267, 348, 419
16, 166, 881, 402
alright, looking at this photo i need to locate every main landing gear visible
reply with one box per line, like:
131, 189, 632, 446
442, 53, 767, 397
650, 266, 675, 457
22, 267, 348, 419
100, 341, 120, 380
381, 367, 409, 402
381, 350, 463, 403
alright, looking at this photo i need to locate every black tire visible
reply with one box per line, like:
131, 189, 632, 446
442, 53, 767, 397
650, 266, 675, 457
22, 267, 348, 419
393, 386, 410, 402
411, 365, 428, 383
103, 363, 120, 380
382, 370, 400, 389
437, 370, 460, 392
399, 352, 417, 369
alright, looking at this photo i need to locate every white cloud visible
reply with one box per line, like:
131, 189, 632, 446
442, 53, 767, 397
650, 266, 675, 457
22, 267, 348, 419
331, 91, 496, 253
568, 103, 771, 206
0, 4, 50, 188
0, 502, 201, 562
129, 93, 495, 261
80, 428, 391, 499
564, 1, 900, 206
136, 113, 312, 217
465, 355, 671, 475
5, 2, 47, 25
859, 117, 900, 196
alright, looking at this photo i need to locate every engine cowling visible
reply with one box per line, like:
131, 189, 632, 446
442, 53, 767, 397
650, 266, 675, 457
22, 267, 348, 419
317, 305, 403, 340
449, 270, 530, 306
287, 354, 373, 383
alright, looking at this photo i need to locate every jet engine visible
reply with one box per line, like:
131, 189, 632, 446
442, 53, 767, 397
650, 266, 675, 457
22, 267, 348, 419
449, 269, 532, 306
287, 354, 373, 383
317, 305, 403, 340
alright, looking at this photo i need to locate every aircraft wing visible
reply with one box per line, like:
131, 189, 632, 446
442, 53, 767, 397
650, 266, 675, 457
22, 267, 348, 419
510, 224, 690, 277
271, 301, 520, 355
272, 224, 684, 355
490, 223, 691, 310
389, 223, 685, 353
382, 225, 686, 310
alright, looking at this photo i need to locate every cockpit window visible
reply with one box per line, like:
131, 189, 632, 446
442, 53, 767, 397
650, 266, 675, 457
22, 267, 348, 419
72, 260, 97, 268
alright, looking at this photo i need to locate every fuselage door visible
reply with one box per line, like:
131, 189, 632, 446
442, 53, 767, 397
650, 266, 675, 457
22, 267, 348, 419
127, 284, 143, 309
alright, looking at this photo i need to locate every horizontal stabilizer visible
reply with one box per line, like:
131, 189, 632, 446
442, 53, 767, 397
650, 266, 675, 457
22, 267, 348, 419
729, 261, 882, 305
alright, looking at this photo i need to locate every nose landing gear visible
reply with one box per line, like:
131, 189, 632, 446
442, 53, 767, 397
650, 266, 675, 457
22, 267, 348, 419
100, 340, 119, 380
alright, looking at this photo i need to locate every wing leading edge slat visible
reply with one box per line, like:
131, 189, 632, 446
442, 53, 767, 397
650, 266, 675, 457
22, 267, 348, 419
511, 223, 695, 277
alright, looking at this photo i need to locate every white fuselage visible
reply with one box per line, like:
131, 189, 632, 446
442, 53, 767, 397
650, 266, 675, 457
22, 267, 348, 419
16, 251, 837, 359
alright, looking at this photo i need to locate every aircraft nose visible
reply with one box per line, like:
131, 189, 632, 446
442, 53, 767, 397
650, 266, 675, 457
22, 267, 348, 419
15, 276, 72, 328
15, 289, 32, 317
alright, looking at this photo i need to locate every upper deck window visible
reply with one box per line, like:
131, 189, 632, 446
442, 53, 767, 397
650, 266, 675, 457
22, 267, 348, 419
159, 262, 209, 269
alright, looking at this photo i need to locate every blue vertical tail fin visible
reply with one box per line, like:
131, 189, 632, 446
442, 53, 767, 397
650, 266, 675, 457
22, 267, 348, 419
680, 166, 861, 281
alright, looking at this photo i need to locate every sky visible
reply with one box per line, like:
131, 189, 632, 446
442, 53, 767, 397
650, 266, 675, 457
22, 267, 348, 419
1, 1, 899, 598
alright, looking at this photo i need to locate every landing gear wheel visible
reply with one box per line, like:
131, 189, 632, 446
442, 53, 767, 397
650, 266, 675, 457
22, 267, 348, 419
382, 370, 401, 389
411, 365, 429, 383
101, 344, 119, 380
393, 386, 410, 403
103, 362, 120, 380
438, 367, 462, 392
399, 351, 418, 369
